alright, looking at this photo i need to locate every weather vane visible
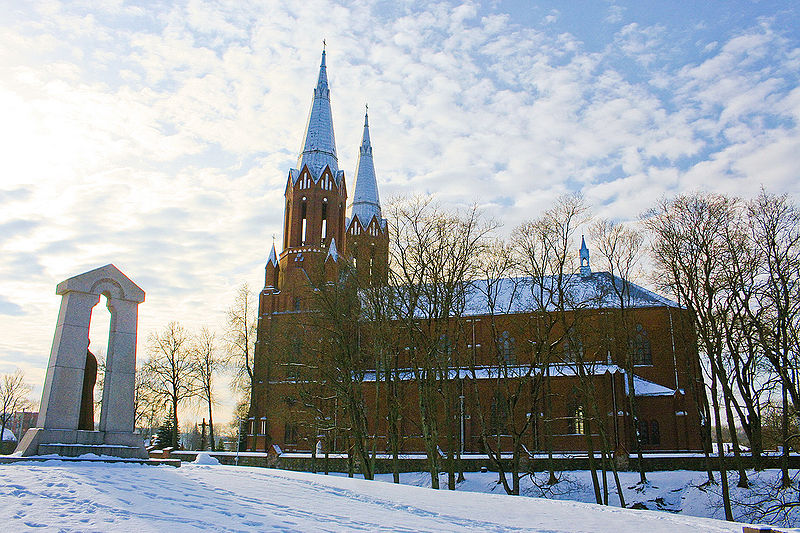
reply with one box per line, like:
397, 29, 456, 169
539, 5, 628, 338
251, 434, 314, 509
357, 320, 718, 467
323, 39, 326, 51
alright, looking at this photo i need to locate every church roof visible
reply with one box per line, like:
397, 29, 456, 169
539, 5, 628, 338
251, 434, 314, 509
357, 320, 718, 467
460, 272, 679, 316
267, 243, 278, 267
296, 49, 339, 181
373, 272, 678, 320
348, 107, 382, 226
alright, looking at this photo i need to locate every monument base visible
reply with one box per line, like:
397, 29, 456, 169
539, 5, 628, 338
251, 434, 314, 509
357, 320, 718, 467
14, 428, 148, 459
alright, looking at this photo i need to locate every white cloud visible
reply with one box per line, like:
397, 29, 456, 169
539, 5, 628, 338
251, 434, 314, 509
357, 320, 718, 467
0, 0, 798, 421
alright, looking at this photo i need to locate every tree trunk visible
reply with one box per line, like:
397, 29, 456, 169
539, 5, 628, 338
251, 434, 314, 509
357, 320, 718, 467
584, 420, 602, 505
711, 379, 733, 521
782, 377, 790, 488
749, 413, 763, 472
723, 393, 748, 488
625, 370, 647, 485
208, 403, 215, 452
171, 396, 179, 449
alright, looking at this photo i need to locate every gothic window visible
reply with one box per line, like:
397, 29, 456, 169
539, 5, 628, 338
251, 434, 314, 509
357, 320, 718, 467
437, 334, 452, 361
321, 199, 328, 244
284, 422, 298, 445
561, 331, 583, 362
630, 324, 652, 365
499, 330, 515, 364
369, 246, 375, 283
284, 202, 290, 246
248, 418, 255, 436
650, 420, 660, 446
294, 297, 301, 311
286, 339, 301, 379
490, 392, 507, 435
637, 420, 649, 445
567, 403, 585, 435
259, 418, 267, 435
301, 199, 308, 244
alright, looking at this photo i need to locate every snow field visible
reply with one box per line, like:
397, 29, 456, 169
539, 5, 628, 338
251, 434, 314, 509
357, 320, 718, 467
0, 460, 745, 532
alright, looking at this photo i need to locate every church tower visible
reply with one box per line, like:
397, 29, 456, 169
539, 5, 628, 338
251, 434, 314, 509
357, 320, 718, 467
250, 48, 388, 451
263, 48, 346, 314
345, 107, 389, 286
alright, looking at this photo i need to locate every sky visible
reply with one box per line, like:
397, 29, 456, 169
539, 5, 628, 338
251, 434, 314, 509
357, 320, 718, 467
1, 0, 798, 424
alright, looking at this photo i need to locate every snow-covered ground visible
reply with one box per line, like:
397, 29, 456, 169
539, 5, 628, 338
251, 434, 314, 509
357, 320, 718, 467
0, 458, 748, 532
377, 468, 800, 528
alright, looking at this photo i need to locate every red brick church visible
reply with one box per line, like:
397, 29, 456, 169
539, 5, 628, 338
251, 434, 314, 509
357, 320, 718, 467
246, 50, 705, 456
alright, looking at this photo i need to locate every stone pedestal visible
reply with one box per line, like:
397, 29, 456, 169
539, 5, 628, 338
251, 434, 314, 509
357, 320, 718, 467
15, 265, 147, 459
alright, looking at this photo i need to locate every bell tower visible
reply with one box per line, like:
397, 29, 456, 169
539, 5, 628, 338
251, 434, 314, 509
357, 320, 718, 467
267, 48, 348, 312
345, 106, 389, 286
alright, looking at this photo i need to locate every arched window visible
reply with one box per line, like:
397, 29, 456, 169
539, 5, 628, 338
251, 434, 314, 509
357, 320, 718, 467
437, 334, 452, 361
650, 420, 660, 446
630, 324, 652, 365
286, 339, 301, 380
284, 201, 290, 246
490, 392, 507, 435
637, 419, 649, 445
499, 330, 515, 364
300, 198, 308, 244
321, 199, 328, 244
284, 422, 298, 445
562, 331, 583, 362
568, 403, 585, 435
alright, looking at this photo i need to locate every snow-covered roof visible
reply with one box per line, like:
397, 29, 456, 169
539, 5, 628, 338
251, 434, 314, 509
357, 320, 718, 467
296, 49, 339, 181
460, 272, 678, 317
326, 238, 339, 262
360, 363, 624, 382
348, 108, 382, 226
629, 375, 677, 397
359, 364, 676, 396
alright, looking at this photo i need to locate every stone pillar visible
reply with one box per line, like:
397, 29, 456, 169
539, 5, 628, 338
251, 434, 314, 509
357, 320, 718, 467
99, 298, 138, 436
37, 291, 100, 430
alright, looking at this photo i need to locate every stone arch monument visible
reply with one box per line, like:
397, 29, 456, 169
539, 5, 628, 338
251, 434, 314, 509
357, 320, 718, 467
16, 264, 148, 459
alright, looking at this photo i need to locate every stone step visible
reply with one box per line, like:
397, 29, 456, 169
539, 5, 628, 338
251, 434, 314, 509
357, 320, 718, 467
38, 443, 147, 459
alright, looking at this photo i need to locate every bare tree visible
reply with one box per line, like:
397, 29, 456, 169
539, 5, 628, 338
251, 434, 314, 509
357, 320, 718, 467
145, 322, 195, 448
387, 196, 495, 489
469, 239, 532, 495
1, 369, 32, 441
741, 191, 800, 486
591, 218, 648, 485
227, 283, 258, 400
134, 362, 165, 442
192, 327, 223, 451
644, 192, 740, 520
512, 193, 592, 491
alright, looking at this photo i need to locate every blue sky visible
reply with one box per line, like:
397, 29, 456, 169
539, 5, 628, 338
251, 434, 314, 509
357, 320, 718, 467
1, 0, 798, 422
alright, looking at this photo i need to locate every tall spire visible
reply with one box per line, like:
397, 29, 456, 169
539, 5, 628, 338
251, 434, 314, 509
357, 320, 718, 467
348, 105, 382, 225
580, 235, 591, 277
297, 47, 338, 179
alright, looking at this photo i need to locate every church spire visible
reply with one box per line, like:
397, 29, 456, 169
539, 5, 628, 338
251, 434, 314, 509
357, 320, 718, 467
297, 47, 338, 179
348, 104, 382, 226
580, 235, 591, 277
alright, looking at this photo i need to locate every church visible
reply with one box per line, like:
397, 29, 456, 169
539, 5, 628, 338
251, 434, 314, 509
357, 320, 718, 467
246, 50, 705, 458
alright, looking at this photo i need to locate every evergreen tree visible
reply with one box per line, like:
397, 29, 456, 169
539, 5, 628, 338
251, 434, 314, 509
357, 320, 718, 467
155, 416, 177, 448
